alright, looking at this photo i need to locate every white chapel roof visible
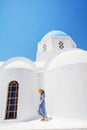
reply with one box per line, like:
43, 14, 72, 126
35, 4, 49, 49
46, 49, 87, 70
1, 57, 36, 70
0, 62, 4, 67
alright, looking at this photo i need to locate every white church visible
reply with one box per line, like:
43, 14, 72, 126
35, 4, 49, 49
0, 30, 87, 122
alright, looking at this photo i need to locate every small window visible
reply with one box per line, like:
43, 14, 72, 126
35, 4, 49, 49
59, 41, 64, 49
5, 81, 19, 120
42, 44, 47, 52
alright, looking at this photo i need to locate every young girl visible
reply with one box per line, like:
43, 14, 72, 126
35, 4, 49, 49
38, 88, 48, 121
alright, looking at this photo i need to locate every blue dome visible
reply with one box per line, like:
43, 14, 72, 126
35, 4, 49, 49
41, 30, 68, 41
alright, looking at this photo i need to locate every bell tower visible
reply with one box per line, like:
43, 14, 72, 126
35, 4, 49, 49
36, 30, 76, 63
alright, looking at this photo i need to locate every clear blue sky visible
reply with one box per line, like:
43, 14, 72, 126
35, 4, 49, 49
0, 0, 87, 61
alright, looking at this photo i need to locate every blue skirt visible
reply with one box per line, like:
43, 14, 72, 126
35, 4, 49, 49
38, 103, 47, 118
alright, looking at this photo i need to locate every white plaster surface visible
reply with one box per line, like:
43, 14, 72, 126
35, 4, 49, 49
45, 63, 87, 119
0, 117, 87, 130
0, 68, 39, 121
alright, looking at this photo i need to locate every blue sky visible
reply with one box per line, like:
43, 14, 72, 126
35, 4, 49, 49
0, 0, 87, 61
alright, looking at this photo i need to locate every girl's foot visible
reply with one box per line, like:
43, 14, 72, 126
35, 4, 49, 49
44, 117, 48, 121
41, 117, 45, 121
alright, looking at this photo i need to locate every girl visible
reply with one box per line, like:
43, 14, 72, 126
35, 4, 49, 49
38, 88, 48, 121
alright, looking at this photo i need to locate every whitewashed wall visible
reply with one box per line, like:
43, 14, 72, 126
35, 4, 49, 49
0, 68, 39, 122
44, 63, 87, 119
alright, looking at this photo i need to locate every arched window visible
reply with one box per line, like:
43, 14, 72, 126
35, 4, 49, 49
5, 81, 19, 119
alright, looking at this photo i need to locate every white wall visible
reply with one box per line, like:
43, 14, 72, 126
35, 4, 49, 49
44, 63, 87, 119
52, 36, 76, 52
0, 68, 39, 122
36, 38, 53, 62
